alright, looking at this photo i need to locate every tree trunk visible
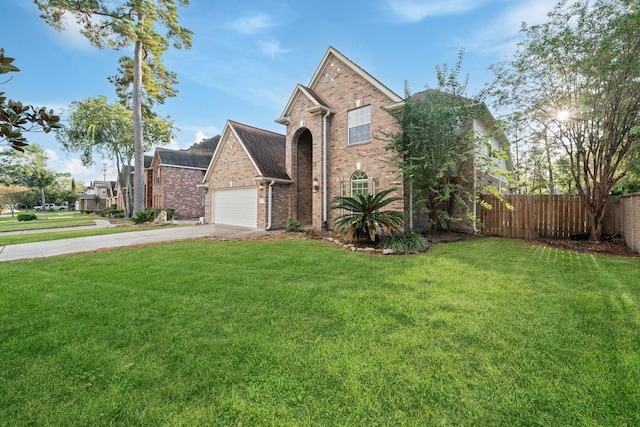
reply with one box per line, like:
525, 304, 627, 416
544, 133, 554, 194
132, 39, 144, 215
126, 162, 134, 218
587, 186, 608, 243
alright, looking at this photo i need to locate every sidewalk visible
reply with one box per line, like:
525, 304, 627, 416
0, 222, 274, 262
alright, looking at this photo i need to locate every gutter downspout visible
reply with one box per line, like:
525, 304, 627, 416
266, 180, 275, 230
409, 180, 413, 232
473, 166, 478, 233
322, 109, 331, 231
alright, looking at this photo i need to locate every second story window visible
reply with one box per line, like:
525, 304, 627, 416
348, 105, 371, 145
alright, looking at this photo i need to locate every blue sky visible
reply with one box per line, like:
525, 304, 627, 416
3, 0, 557, 184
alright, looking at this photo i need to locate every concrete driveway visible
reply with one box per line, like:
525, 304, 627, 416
0, 223, 274, 262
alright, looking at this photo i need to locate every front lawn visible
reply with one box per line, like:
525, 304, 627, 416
0, 211, 99, 232
1, 238, 639, 425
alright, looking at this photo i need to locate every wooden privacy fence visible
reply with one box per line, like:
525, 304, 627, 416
478, 193, 640, 253
479, 194, 593, 239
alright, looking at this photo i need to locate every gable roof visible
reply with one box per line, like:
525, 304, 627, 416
276, 46, 403, 124
312, 46, 402, 102
203, 120, 290, 183
155, 135, 220, 170
275, 84, 333, 125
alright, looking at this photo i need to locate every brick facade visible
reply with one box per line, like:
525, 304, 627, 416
202, 47, 510, 232
204, 127, 265, 225
152, 162, 206, 219
281, 49, 405, 230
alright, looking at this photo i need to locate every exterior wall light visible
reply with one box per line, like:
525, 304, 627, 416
313, 176, 320, 192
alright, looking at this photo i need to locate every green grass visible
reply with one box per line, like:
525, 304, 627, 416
0, 211, 99, 232
1, 238, 639, 425
0, 226, 160, 246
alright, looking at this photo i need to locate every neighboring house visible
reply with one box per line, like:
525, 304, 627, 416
201, 46, 511, 232
77, 180, 115, 211
150, 136, 219, 219
113, 155, 152, 213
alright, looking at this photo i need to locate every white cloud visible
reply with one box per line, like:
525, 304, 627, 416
466, 0, 558, 58
47, 12, 98, 52
386, 0, 487, 22
193, 130, 210, 144
226, 13, 276, 35
259, 41, 290, 58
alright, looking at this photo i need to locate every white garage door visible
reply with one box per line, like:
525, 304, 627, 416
212, 187, 258, 228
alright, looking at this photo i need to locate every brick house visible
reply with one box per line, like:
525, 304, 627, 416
201, 121, 290, 229
113, 155, 152, 214
201, 46, 511, 231
150, 136, 219, 219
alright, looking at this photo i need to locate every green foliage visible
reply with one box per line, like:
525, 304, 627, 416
384, 49, 505, 233
331, 188, 405, 242
379, 232, 429, 254
57, 96, 174, 217
35, 0, 192, 215
16, 213, 36, 221
106, 204, 125, 219
285, 217, 304, 232
130, 209, 156, 224
130, 208, 174, 224
490, 0, 640, 240
0, 144, 59, 210
0, 49, 61, 152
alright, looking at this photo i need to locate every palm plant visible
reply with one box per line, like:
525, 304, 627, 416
331, 188, 405, 243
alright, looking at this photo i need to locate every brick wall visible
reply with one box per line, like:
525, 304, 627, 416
284, 52, 404, 230
623, 194, 640, 253
614, 193, 640, 253
205, 130, 261, 224
256, 182, 291, 229
153, 165, 206, 219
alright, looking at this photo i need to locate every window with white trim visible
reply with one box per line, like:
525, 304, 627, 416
348, 105, 371, 145
351, 171, 368, 197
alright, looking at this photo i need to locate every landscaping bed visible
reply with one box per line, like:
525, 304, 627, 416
532, 236, 640, 257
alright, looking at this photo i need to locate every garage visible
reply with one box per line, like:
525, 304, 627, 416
211, 187, 258, 228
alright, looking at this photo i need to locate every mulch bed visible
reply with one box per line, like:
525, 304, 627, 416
530, 237, 640, 257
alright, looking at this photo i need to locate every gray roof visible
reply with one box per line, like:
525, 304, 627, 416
229, 121, 289, 180
156, 135, 220, 169
189, 135, 220, 152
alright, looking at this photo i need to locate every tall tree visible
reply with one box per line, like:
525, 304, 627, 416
0, 184, 31, 217
35, 0, 192, 214
385, 50, 509, 235
0, 48, 61, 152
0, 144, 58, 208
490, 0, 640, 241
57, 96, 173, 216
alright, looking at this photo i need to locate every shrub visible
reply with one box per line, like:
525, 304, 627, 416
331, 188, 405, 243
380, 232, 429, 254
131, 209, 156, 224
106, 205, 125, 218
17, 213, 37, 221
286, 217, 304, 232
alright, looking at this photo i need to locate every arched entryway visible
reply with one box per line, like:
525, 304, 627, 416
296, 129, 313, 225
